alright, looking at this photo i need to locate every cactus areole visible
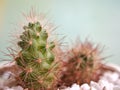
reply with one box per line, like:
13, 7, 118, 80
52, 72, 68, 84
15, 22, 59, 90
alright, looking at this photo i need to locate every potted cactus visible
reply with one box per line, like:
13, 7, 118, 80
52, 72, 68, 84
0, 11, 120, 90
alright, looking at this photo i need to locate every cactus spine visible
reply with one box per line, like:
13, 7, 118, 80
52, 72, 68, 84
15, 22, 60, 90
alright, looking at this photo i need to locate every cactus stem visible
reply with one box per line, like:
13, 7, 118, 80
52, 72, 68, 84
14, 21, 60, 89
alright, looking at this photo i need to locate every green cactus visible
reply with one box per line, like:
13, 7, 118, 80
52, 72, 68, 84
15, 22, 60, 90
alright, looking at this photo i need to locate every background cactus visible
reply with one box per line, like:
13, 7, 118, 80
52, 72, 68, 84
14, 21, 61, 90
60, 39, 104, 87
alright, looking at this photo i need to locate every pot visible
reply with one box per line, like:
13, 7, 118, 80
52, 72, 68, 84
0, 62, 120, 90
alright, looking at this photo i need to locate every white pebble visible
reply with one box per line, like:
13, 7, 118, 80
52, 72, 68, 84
11, 86, 23, 90
90, 81, 101, 90
70, 84, 80, 90
3, 86, 23, 90
2, 71, 12, 80
3, 87, 14, 90
101, 72, 119, 83
80, 83, 90, 90
113, 86, 120, 90
90, 87, 97, 90
115, 79, 120, 85
98, 80, 114, 90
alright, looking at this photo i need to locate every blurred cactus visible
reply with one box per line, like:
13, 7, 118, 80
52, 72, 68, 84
15, 21, 61, 90
60, 39, 104, 86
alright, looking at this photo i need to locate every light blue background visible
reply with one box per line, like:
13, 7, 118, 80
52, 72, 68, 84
0, 0, 120, 65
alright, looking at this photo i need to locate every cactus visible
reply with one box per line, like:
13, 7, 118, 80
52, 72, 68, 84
60, 39, 104, 86
3, 9, 106, 89
14, 21, 61, 90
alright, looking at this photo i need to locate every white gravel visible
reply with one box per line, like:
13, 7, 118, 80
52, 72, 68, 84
0, 66, 120, 90
60, 71, 120, 90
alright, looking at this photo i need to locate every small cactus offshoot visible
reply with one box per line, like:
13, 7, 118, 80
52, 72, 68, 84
15, 22, 60, 90
60, 39, 104, 86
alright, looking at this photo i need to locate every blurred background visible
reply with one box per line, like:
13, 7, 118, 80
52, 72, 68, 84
0, 0, 120, 65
